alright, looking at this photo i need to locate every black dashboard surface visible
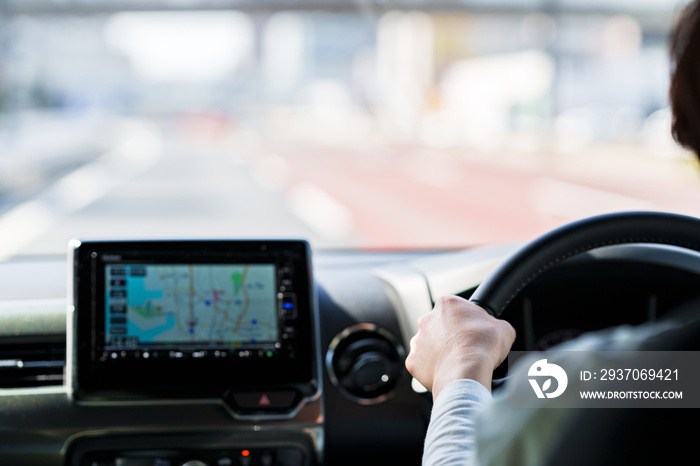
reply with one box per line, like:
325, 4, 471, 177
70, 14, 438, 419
1, 244, 699, 465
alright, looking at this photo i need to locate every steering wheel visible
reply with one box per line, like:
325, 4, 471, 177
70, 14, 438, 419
469, 211, 700, 317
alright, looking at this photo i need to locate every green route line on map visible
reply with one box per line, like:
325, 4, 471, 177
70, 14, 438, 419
232, 266, 251, 333
189, 266, 247, 340
190, 264, 263, 339
232, 271, 243, 295
197, 266, 252, 338
129, 265, 275, 342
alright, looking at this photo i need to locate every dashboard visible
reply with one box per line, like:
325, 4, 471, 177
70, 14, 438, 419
1, 240, 700, 465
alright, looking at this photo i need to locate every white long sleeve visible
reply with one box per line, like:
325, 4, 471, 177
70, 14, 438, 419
422, 379, 492, 466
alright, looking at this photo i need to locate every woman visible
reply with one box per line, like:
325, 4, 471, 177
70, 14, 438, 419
406, 2, 700, 464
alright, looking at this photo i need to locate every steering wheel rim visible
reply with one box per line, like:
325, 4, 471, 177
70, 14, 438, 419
470, 211, 700, 317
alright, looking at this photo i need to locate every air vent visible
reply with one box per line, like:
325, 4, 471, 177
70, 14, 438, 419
326, 323, 405, 405
0, 338, 65, 388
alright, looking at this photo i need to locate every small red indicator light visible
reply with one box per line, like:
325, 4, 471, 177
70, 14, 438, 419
241, 450, 251, 457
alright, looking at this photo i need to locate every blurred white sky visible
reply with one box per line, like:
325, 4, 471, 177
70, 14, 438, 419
105, 12, 254, 83
1, 0, 699, 255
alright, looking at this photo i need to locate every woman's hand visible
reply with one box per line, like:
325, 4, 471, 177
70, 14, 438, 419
405, 295, 516, 401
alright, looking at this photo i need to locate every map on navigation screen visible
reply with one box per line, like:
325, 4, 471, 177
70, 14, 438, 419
104, 263, 278, 348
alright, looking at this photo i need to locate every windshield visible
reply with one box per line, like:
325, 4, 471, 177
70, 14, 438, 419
0, 0, 697, 258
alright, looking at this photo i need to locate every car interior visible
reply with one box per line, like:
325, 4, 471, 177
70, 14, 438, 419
2, 0, 700, 465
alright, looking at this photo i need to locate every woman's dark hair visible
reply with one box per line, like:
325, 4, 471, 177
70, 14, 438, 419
670, 0, 700, 158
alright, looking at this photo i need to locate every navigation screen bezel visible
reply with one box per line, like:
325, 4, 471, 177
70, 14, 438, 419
69, 240, 317, 404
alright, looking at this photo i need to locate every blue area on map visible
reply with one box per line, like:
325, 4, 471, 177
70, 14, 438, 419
127, 315, 176, 342
109, 268, 171, 342
126, 273, 164, 305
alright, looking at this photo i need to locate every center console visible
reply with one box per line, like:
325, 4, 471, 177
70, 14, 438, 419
66, 239, 322, 466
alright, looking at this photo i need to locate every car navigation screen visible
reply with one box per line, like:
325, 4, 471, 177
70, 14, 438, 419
70, 240, 317, 407
104, 264, 279, 351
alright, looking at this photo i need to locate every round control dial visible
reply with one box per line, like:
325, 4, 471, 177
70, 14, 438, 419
326, 324, 405, 404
